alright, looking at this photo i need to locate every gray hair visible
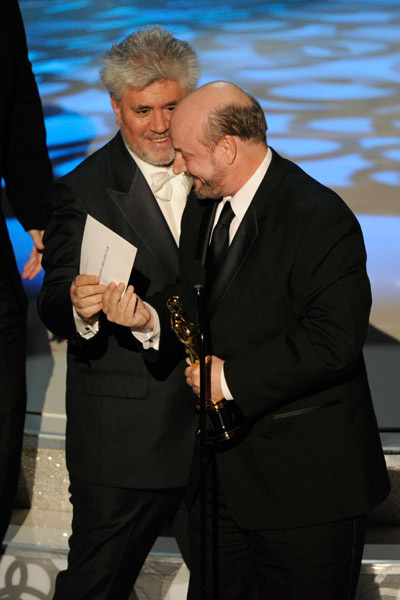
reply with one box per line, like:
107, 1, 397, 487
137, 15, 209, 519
201, 96, 267, 150
100, 26, 200, 102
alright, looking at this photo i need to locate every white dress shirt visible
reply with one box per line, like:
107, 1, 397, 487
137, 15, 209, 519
133, 151, 192, 245
211, 147, 271, 243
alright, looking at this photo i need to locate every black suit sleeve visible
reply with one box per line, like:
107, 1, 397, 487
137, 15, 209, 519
1, 0, 52, 230
37, 182, 87, 340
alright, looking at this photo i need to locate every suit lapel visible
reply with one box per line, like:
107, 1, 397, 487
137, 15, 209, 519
207, 204, 258, 314
196, 199, 219, 264
108, 165, 179, 275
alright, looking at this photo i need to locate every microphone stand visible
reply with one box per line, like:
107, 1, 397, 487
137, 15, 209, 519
194, 283, 221, 600
194, 283, 208, 600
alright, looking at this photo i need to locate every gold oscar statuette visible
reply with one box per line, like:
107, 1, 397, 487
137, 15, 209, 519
167, 295, 248, 444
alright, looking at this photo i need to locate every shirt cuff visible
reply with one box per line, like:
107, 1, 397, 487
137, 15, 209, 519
73, 306, 99, 339
131, 303, 160, 350
221, 364, 233, 400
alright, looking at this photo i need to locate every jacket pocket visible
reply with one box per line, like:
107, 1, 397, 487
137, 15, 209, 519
271, 398, 341, 420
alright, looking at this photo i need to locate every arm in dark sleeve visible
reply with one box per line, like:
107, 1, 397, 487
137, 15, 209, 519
37, 182, 86, 340
2, 0, 53, 230
139, 285, 186, 366
225, 205, 371, 419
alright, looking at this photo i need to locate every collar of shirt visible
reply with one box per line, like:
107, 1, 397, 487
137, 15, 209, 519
126, 147, 173, 190
124, 146, 191, 245
213, 146, 272, 243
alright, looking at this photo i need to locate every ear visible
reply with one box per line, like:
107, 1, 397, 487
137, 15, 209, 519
110, 96, 121, 125
217, 135, 237, 165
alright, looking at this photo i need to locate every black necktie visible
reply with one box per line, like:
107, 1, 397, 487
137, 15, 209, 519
206, 201, 235, 281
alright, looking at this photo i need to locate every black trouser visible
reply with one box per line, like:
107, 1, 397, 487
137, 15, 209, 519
187, 462, 366, 600
0, 266, 27, 547
53, 478, 190, 600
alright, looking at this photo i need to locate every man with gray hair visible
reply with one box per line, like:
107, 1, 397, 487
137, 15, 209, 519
38, 27, 199, 599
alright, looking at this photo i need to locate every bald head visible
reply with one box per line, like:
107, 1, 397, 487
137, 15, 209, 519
172, 81, 267, 149
171, 81, 268, 198
174, 81, 251, 119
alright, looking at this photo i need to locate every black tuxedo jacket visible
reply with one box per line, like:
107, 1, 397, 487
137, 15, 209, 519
0, 0, 52, 309
165, 148, 390, 529
38, 132, 198, 489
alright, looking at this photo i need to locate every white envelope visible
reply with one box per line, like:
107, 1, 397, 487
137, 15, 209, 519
79, 214, 137, 289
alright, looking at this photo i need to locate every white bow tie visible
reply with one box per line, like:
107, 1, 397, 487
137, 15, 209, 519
150, 171, 192, 201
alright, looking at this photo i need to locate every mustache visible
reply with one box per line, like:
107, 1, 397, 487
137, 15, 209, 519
144, 134, 170, 141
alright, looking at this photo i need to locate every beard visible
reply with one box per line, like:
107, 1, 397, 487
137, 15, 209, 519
193, 178, 222, 200
192, 157, 227, 200
121, 129, 175, 167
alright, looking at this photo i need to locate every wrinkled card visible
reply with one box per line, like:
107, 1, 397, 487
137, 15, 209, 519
79, 214, 137, 289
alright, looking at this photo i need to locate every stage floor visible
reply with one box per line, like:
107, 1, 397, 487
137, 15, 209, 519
2, 523, 400, 599
2, 553, 400, 600
2, 509, 400, 599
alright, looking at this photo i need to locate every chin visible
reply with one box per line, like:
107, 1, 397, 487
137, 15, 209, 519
195, 189, 217, 200
147, 153, 175, 167
194, 182, 220, 200
129, 141, 174, 167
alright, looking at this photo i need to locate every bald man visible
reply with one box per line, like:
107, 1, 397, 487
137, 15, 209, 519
106, 81, 389, 600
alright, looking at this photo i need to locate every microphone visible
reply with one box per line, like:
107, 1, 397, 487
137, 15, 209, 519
181, 259, 206, 291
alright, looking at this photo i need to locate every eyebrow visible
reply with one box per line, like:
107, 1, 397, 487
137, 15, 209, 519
132, 100, 179, 110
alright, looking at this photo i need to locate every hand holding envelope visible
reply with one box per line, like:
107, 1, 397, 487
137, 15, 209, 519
102, 281, 154, 331
70, 273, 106, 323
74, 215, 153, 330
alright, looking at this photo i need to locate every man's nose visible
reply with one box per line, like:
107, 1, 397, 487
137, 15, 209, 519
150, 109, 169, 133
173, 153, 186, 174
